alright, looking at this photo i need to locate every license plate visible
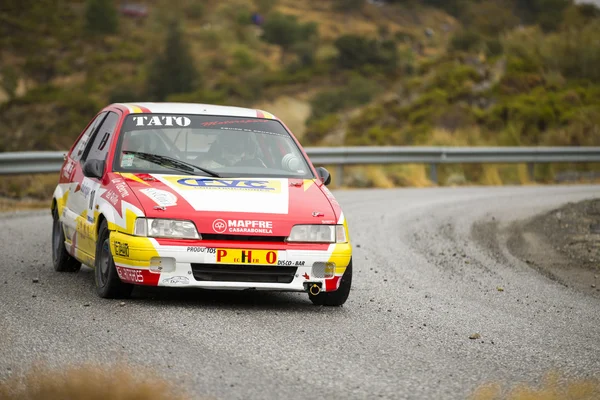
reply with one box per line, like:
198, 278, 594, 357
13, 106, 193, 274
215, 249, 278, 265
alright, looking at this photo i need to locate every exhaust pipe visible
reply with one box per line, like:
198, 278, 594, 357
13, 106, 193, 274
304, 282, 322, 295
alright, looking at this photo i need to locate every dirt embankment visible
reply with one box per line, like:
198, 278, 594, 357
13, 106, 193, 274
507, 198, 600, 297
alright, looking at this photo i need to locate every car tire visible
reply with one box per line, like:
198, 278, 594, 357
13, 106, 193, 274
52, 207, 81, 273
309, 259, 352, 306
95, 220, 133, 299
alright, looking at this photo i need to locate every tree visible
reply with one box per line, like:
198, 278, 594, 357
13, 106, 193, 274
85, 0, 118, 35
146, 21, 199, 101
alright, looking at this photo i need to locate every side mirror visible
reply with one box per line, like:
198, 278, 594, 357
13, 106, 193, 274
82, 159, 105, 179
316, 167, 331, 186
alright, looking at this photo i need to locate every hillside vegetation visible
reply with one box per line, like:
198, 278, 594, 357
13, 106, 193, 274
1, 0, 599, 191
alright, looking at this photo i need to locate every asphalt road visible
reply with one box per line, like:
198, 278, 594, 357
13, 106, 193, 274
1, 185, 599, 399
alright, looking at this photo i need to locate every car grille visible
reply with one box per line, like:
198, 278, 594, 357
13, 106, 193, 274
200, 234, 286, 242
191, 264, 297, 284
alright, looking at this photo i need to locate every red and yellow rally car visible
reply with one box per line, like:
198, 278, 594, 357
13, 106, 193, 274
51, 103, 353, 306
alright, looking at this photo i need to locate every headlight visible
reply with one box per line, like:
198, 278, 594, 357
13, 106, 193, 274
134, 218, 201, 239
286, 224, 347, 243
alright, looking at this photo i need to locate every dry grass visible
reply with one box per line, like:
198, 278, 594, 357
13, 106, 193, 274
470, 372, 600, 400
0, 197, 49, 212
0, 174, 58, 199
0, 363, 194, 400
480, 165, 503, 186
254, 96, 311, 138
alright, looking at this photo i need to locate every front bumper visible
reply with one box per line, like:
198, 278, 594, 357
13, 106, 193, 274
109, 232, 352, 293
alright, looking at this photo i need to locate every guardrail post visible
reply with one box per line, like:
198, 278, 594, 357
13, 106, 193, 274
527, 162, 535, 182
336, 164, 344, 188
429, 163, 438, 184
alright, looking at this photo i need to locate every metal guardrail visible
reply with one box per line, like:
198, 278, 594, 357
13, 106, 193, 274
1, 147, 600, 186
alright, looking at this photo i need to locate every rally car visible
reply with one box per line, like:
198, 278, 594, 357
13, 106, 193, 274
51, 103, 353, 306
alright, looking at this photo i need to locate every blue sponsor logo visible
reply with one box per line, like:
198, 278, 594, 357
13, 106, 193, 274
177, 178, 275, 191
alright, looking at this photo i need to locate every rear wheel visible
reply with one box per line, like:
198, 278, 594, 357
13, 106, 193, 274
51, 207, 81, 272
95, 220, 133, 299
309, 259, 352, 306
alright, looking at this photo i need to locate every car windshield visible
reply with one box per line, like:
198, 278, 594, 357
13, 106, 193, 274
113, 114, 314, 179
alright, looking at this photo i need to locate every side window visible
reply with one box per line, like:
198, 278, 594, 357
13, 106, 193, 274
82, 112, 120, 163
71, 112, 106, 162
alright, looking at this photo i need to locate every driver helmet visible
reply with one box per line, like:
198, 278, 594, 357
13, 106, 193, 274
214, 131, 252, 166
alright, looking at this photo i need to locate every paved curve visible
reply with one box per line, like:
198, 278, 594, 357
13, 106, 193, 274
1, 185, 599, 399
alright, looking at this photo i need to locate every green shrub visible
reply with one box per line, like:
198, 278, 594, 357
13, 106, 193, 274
261, 13, 318, 62
167, 89, 228, 105
484, 38, 503, 57
85, 0, 118, 35
335, 0, 364, 12
334, 35, 398, 73
309, 90, 347, 121
187, 3, 204, 20
0, 66, 19, 100
345, 75, 383, 106
263, 68, 316, 87
304, 114, 340, 144
213, 71, 265, 103
412, 88, 449, 108
334, 34, 371, 69
498, 72, 544, 95
108, 83, 142, 104
504, 21, 600, 83
309, 75, 382, 121
462, 1, 519, 36
254, 0, 278, 14
449, 30, 482, 53
0, 86, 103, 152
430, 63, 481, 99
236, 7, 253, 26
290, 41, 317, 68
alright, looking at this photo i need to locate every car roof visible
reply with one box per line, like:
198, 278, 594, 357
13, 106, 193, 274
110, 102, 277, 119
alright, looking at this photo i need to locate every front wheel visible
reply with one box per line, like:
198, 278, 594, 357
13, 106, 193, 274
309, 259, 352, 306
51, 207, 81, 272
95, 220, 133, 299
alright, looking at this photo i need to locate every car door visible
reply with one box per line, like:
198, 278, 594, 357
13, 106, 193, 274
60, 112, 107, 240
65, 111, 120, 265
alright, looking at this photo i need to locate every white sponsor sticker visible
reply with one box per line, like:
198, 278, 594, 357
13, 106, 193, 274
132, 115, 191, 127
212, 219, 273, 234
156, 176, 290, 214
122, 154, 134, 167
162, 276, 189, 285
139, 188, 177, 207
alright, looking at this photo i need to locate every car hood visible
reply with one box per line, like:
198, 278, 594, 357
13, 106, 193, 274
118, 173, 338, 237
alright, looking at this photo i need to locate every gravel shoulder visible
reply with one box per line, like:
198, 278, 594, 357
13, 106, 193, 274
506, 197, 600, 297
